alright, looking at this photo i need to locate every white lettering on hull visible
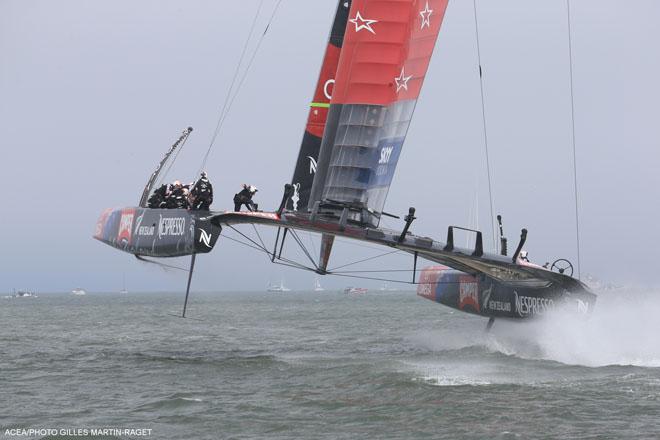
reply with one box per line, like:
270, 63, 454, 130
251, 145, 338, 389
515, 292, 555, 317
158, 217, 186, 239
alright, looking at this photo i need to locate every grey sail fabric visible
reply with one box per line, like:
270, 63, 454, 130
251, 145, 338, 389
320, 101, 416, 221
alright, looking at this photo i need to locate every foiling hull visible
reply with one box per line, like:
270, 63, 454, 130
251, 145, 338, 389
417, 266, 596, 319
93, 207, 221, 257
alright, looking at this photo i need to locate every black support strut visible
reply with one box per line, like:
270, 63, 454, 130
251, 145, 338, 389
398, 207, 416, 243
182, 253, 196, 318
512, 229, 528, 263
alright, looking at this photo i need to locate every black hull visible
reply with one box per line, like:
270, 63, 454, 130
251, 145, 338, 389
417, 267, 596, 319
94, 208, 220, 257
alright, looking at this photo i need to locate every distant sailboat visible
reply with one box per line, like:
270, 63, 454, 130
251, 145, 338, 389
378, 282, 396, 291
313, 278, 324, 292
120, 273, 128, 294
71, 287, 87, 296
267, 279, 291, 292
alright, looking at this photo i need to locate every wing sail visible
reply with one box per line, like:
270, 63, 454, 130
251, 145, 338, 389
308, 0, 449, 226
288, 0, 353, 211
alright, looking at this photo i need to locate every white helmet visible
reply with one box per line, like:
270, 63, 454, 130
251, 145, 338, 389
519, 250, 528, 260
249, 185, 258, 193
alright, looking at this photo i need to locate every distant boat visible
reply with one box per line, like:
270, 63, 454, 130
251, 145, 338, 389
71, 288, 87, 296
119, 273, 128, 294
313, 278, 324, 292
12, 289, 37, 298
267, 279, 291, 292
344, 287, 368, 295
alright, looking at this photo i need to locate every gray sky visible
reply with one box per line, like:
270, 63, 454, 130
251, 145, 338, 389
0, 0, 657, 293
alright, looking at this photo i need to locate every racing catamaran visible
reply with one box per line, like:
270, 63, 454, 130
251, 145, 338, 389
94, 0, 595, 324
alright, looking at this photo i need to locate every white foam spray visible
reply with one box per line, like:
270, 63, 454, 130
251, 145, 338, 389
405, 288, 660, 385
486, 287, 660, 367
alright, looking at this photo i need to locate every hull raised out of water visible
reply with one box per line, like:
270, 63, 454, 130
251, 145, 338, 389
417, 266, 596, 319
94, 207, 221, 258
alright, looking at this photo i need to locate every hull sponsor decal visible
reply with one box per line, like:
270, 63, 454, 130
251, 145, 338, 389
458, 275, 479, 312
117, 208, 135, 245
515, 292, 555, 317
199, 229, 213, 248
158, 216, 186, 239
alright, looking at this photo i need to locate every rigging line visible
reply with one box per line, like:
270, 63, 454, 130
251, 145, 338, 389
334, 236, 398, 252
199, 0, 265, 173
199, 0, 284, 171
289, 229, 319, 269
334, 272, 470, 286
226, 224, 270, 254
221, 230, 268, 254
223, 226, 312, 270
226, 232, 312, 270
332, 273, 415, 285
472, 0, 497, 252
221, 230, 310, 270
328, 250, 401, 272
251, 224, 268, 252
305, 232, 318, 258
135, 256, 189, 272
566, 0, 582, 280
332, 269, 423, 274
272, 260, 317, 272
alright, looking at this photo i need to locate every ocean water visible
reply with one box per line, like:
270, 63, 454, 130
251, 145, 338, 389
2, 288, 660, 439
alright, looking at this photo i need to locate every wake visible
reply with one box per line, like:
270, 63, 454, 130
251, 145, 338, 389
413, 287, 660, 368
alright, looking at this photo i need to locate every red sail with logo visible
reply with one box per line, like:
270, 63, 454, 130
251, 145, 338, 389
288, 0, 353, 212
308, 0, 449, 226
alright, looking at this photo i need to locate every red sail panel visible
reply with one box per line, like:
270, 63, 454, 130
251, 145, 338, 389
307, 0, 449, 225
332, 0, 448, 105
305, 44, 341, 138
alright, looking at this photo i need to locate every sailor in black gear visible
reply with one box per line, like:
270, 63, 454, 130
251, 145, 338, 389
166, 181, 188, 209
191, 171, 213, 211
147, 183, 169, 208
233, 184, 258, 212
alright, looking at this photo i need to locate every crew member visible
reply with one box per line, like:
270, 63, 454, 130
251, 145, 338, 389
147, 183, 169, 209
166, 180, 188, 209
190, 171, 213, 211
519, 250, 530, 262
233, 184, 258, 212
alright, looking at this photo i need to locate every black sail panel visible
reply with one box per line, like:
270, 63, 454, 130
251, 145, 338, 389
287, 0, 352, 211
